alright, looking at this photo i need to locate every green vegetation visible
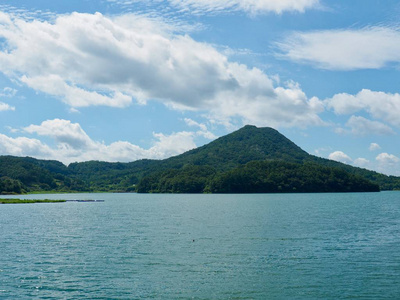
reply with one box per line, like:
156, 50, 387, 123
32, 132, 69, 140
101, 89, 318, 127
0, 156, 88, 194
136, 165, 216, 193
0, 177, 24, 194
68, 161, 140, 192
135, 161, 379, 193
0, 125, 399, 194
135, 125, 398, 193
208, 161, 379, 193
153, 125, 310, 171
0, 199, 66, 204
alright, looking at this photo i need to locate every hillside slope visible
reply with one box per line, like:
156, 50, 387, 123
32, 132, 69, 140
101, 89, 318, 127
1, 125, 399, 194
159, 125, 310, 169
134, 125, 399, 193
0, 156, 86, 194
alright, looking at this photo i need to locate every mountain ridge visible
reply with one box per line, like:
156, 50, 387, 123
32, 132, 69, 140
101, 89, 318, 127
1, 125, 399, 194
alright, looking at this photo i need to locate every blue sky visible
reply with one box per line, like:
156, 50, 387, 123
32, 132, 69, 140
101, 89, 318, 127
1, 0, 400, 175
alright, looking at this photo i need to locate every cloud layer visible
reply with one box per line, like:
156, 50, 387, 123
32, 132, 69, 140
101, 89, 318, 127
168, 0, 319, 15
336, 116, 395, 136
107, 0, 319, 15
277, 27, 400, 70
0, 11, 324, 128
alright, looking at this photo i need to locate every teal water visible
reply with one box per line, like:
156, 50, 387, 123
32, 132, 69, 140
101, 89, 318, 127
1, 192, 400, 299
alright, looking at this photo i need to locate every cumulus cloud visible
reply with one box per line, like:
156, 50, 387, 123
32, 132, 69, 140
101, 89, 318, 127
207, 80, 325, 128
336, 116, 395, 136
328, 151, 352, 164
24, 119, 93, 149
151, 131, 196, 158
168, 0, 320, 15
0, 133, 53, 157
375, 153, 400, 175
326, 89, 400, 128
327, 150, 400, 175
0, 102, 15, 111
0, 11, 324, 128
277, 26, 400, 70
2, 119, 199, 164
376, 153, 400, 164
369, 143, 381, 151
354, 158, 370, 168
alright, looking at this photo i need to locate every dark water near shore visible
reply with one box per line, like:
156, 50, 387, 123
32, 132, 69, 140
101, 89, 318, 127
1, 192, 400, 299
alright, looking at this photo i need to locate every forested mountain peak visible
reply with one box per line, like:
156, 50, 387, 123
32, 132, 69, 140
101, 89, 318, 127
159, 125, 309, 171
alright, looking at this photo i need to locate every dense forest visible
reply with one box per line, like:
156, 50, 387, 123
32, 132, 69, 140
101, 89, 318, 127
0, 156, 87, 194
135, 162, 379, 193
0, 125, 399, 194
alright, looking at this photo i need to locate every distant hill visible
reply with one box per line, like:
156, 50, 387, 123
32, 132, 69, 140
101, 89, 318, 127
1, 125, 399, 194
0, 156, 86, 194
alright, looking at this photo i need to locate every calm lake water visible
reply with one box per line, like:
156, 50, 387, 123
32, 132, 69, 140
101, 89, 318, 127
1, 192, 400, 299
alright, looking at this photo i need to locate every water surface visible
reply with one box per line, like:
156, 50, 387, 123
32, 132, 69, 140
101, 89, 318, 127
1, 192, 400, 299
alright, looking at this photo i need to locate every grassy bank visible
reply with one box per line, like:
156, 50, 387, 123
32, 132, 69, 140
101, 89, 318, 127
0, 199, 66, 204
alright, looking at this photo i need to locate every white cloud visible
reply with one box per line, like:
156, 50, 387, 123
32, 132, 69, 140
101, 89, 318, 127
151, 131, 196, 158
337, 116, 395, 136
106, 0, 319, 15
184, 118, 217, 139
206, 80, 325, 129
326, 89, 400, 128
5, 126, 19, 133
0, 11, 324, 128
277, 26, 400, 70
376, 153, 400, 164
0, 102, 15, 111
328, 151, 352, 164
0, 133, 53, 157
375, 153, 400, 176
354, 158, 370, 168
20, 75, 132, 108
326, 150, 400, 176
24, 119, 93, 149
1, 119, 199, 164
185, 118, 207, 131
369, 143, 381, 151
69, 107, 80, 114
0, 87, 17, 97
168, 0, 320, 15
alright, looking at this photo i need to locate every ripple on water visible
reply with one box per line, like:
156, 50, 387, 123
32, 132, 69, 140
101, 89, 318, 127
0, 192, 400, 299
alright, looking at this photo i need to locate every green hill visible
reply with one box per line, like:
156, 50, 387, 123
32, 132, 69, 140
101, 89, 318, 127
156, 125, 309, 170
134, 126, 399, 193
0, 125, 399, 194
0, 156, 87, 194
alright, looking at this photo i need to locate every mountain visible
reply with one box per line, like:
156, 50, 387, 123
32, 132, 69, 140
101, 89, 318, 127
65, 125, 310, 191
155, 125, 310, 169
1, 125, 399, 194
134, 126, 386, 193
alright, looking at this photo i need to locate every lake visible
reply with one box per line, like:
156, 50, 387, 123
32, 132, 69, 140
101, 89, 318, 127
1, 192, 400, 299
